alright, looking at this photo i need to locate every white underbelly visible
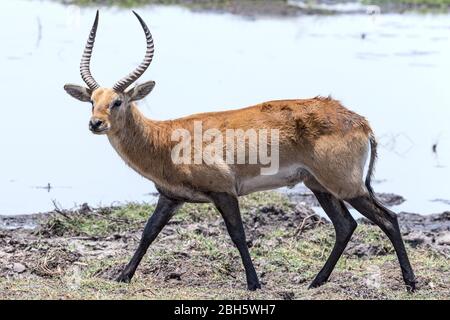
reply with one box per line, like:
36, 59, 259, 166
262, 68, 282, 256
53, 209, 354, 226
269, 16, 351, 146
237, 165, 310, 196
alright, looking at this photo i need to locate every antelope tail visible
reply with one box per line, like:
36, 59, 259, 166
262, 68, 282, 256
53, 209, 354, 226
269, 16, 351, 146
365, 132, 378, 199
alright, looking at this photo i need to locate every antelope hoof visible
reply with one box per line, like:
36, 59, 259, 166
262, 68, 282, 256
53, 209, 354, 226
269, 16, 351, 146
308, 279, 327, 289
406, 280, 417, 293
247, 282, 262, 291
116, 272, 132, 283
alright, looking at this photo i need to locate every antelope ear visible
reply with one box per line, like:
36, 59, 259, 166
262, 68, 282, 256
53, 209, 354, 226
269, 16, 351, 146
64, 84, 92, 102
127, 81, 155, 102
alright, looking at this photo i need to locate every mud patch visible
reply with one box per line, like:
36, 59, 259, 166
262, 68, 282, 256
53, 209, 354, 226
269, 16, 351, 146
0, 191, 448, 299
286, 190, 405, 208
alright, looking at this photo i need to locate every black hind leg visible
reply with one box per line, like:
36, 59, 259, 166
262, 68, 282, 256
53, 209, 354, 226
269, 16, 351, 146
309, 190, 357, 288
347, 195, 416, 292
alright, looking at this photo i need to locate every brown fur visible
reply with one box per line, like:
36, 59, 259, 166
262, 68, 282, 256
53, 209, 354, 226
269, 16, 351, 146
89, 88, 373, 201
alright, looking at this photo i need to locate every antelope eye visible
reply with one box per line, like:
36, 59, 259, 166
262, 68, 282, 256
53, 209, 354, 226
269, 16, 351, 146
112, 100, 122, 108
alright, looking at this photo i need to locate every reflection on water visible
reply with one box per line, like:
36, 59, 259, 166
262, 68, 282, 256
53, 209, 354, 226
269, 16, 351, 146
0, 0, 449, 215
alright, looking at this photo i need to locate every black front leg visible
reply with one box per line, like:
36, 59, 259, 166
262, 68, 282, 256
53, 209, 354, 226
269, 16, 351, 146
209, 192, 261, 291
117, 194, 183, 283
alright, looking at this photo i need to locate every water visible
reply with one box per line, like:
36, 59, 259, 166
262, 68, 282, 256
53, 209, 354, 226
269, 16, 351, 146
0, 0, 449, 215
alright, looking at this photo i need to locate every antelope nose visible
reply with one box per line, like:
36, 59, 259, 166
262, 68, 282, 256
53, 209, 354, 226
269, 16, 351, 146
89, 118, 103, 131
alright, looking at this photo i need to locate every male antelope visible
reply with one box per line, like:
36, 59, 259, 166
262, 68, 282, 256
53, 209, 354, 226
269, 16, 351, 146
64, 11, 416, 292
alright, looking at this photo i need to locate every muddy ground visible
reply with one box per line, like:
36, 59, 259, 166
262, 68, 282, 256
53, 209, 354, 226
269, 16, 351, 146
0, 191, 449, 300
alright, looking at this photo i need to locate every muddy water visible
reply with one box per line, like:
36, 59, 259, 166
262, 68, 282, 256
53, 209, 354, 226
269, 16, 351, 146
0, 0, 449, 215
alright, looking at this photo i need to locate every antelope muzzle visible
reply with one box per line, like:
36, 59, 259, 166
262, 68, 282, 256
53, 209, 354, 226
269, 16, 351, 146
89, 118, 109, 134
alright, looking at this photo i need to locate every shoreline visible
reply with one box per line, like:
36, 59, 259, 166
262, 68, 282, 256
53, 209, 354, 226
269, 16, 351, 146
0, 191, 448, 299
1, 191, 447, 232
57, 0, 450, 15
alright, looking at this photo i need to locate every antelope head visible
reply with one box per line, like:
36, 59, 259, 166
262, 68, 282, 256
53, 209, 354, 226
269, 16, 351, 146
64, 11, 156, 135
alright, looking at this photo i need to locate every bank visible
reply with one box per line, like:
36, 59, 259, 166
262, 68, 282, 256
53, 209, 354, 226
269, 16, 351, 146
0, 191, 448, 299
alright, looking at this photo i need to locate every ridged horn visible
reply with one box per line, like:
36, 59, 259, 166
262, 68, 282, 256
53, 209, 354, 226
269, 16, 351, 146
113, 11, 155, 92
80, 10, 100, 91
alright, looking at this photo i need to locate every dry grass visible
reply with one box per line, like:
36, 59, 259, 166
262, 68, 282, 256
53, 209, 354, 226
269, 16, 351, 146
0, 192, 448, 300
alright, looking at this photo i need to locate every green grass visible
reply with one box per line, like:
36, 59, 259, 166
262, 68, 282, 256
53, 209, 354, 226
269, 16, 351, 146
2, 225, 448, 299
38, 191, 293, 237
364, 0, 450, 6
60, 0, 450, 11
37, 203, 155, 237
60, 0, 291, 9
2, 191, 449, 299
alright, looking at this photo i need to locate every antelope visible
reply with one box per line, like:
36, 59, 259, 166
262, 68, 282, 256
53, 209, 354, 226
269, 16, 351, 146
64, 11, 416, 292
